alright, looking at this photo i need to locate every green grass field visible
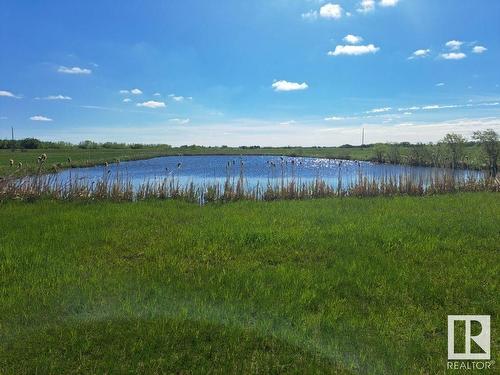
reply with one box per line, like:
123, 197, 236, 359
1, 194, 498, 373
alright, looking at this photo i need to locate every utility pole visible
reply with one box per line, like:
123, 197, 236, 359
11, 126, 15, 151
362, 128, 365, 147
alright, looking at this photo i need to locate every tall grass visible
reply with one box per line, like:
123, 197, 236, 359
1, 162, 498, 203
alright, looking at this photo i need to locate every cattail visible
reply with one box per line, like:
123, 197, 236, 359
18, 161, 22, 168
9, 159, 14, 167
67, 157, 71, 163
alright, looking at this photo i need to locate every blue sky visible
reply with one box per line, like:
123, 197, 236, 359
1, 0, 499, 146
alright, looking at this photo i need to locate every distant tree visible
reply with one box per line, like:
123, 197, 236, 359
440, 133, 466, 169
426, 144, 443, 167
78, 140, 99, 149
408, 143, 428, 166
387, 144, 401, 164
373, 144, 386, 163
20, 138, 41, 149
472, 129, 499, 177
0, 140, 10, 149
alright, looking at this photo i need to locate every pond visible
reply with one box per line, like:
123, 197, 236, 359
53, 155, 484, 190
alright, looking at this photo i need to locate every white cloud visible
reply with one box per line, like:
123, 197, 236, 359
169, 118, 190, 125
324, 116, 344, 121
320, 3, 343, 19
472, 45, 487, 54
272, 80, 309, 92
436, 83, 445, 87
279, 120, 296, 126
357, 0, 375, 13
445, 40, 463, 51
169, 94, 186, 102
440, 52, 467, 60
422, 104, 459, 110
367, 107, 392, 113
379, 0, 399, 7
136, 101, 166, 109
301, 10, 318, 20
41, 95, 72, 101
123, 98, 132, 103
0, 90, 21, 98
328, 44, 380, 56
30, 115, 53, 122
58, 66, 92, 75
120, 89, 142, 95
398, 106, 420, 111
343, 34, 363, 44
408, 49, 430, 59
153, 92, 161, 97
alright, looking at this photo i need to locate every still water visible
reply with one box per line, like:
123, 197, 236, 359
53, 155, 484, 190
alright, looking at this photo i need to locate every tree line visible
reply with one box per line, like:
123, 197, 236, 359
371, 130, 498, 177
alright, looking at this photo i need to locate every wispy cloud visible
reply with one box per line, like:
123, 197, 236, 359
38, 95, 72, 101
0, 90, 21, 99
301, 10, 318, 20
435, 83, 445, 87
472, 45, 487, 54
169, 94, 191, 102
408, 49, 430, 60
272, 80, 309, 92
30, 115, 53, 122
357, 0, 375, 13
169, 118, 190, 125
445, 40, 463, 51
120, 88, 143, 95
398, 106, 421, 111
422, 104, 459, 110
123, 98, 132, 103
367, 107, 392, 113
328, 44, 380, 56
136, 100, 166, 109
58, 66, 92, 75
440, 52, 467, 60
343, 34, 363, 44
379, 0, 399, 7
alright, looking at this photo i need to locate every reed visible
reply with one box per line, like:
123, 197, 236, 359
1, 165, 498, 203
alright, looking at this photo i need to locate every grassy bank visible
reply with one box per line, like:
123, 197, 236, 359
0, 194, 498, 373
0, 144, 485, 177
